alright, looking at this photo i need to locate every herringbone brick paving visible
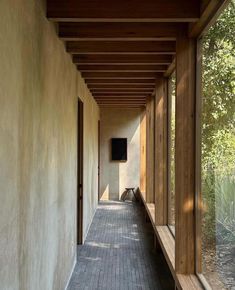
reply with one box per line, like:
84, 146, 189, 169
68, 201, 173, 290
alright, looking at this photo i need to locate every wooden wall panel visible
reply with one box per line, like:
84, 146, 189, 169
154, 78, 168, 225
146, 95, 155, 203
140, 110, 146, 193
175, 25, 196, 274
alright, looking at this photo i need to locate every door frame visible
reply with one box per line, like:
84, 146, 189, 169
77, 98, 84, 245
98, 120, 101, 201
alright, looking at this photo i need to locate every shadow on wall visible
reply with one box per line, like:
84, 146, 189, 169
99, 108, 141, 201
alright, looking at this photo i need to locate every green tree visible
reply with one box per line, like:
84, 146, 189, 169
201, 0, 235, 246
202, 0, 235, 175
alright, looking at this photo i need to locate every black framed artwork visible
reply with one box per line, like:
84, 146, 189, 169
111, 138, 127, 161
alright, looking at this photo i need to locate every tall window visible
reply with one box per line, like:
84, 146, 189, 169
198, 1, 235, 289
168, 72, 176, 235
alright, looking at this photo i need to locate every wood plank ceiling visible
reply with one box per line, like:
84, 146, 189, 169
47, 0, 201, 107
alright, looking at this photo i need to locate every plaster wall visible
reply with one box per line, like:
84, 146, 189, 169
100, 108, 141, 200
0, 0, 99, 289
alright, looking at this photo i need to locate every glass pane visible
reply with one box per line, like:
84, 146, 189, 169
168, 72, 176, 234
200, 1, 235, 289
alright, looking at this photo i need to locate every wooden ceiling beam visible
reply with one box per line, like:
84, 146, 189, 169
47, 0, 200, 22
90, 89, 153, 93
92, 92, 152, 98
98, 105, 145, 107
95, 98, 146, 103
97, 104, 146, 106
88, 84, 155, 89
95, 99, 146, 102
82, 72, 162, 78
98, 104, 145, 107
95, 102, 147, 105
96, 103, 145, 106
95, 103, 146, 105
189, 0, 229, 37
59, 23, 178, 40
73, 52, 175, 55
95, 100, 146, 102
94, 96, 146, 99
77, 64, 168, 71
85, 79, 156, 84
92, 92, 152, 95
73, 54, 173, 64
164, 57, 176, 77
97, 101, 145, 103
93, 93, 148, 96
67, 41, 176, 54
96, 97, 146, 100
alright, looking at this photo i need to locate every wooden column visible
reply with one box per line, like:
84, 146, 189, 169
154, 78, 168, 225
175, 25, 196, 274
146, 95, 155, 203
140, 110, 146, 194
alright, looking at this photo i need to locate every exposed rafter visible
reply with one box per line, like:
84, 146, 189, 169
73, 54, 173, 65
82, 72, 162, 78
67, 41, 176, 54
77, 65, 168, 72
47, 0, 200, 22
47, 0, 226, 106
59, 23, 179, 41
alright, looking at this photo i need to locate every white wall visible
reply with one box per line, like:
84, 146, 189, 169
100, 108, 141, 200
0, 0, 99, 289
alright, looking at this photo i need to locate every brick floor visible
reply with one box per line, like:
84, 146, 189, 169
68, 201, 174, 290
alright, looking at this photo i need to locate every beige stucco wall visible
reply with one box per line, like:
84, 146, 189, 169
77, 75, 99, 240
100, 108, 141, 200
0, 0, 99, 289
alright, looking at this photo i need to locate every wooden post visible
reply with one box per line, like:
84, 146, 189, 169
155, 78, 168, 225
140, 110, 147, 194
175, 25, 196, 274
146, 95, 155, 203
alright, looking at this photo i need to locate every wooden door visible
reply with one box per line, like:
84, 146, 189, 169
77, 98, 84, 244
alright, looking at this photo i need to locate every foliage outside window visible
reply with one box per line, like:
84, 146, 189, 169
168, 72, 176, 235
199, 1, 235, 289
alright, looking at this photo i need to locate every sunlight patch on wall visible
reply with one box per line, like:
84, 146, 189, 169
101, 184, 109, 201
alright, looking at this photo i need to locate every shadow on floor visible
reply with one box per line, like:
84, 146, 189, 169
68, 201, 174, 290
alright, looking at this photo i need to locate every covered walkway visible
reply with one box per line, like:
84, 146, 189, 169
1, 0, 234, 289
68, 201, 174, 290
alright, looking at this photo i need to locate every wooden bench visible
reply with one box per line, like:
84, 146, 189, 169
139, 191, 203, 290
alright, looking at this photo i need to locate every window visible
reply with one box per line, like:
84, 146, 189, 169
197, 1, 235, 289
168, 72, 176, 235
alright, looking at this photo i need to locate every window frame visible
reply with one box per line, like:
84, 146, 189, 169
195, 1, 234, 288
167, 71, 176, 237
